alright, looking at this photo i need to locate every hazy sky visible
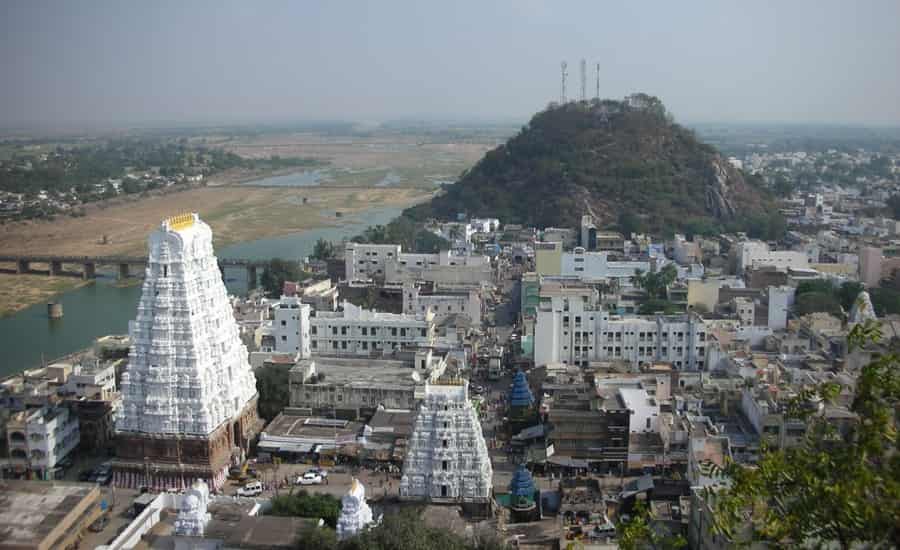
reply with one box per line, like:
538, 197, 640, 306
2, 0, 899, 129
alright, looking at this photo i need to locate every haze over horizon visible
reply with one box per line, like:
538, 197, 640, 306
3, 0, 900, 131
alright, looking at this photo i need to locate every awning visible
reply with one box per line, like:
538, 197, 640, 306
257, 440, 314, 453
547, 456, 589, 468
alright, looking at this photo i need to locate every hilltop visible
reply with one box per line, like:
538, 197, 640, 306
406, 95, 780, 237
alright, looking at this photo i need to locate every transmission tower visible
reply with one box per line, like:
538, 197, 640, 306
580, 59, 587, 102
560, 61, 568, 103
595, 62, 600, 99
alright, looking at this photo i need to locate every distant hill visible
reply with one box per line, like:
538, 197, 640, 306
406, 94, 780, 237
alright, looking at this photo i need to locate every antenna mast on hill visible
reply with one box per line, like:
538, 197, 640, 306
580, 59, 587, 102
595, 62, 600, 100
560, 61, 568, 103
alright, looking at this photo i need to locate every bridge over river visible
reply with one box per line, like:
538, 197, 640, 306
0, 254, 267, 287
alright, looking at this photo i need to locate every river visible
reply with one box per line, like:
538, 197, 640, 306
0, 203, 406, 377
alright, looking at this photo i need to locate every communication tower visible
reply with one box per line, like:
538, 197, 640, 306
580, 59, 587, 102
560, 61, 568, 103
595, 62, 600, 99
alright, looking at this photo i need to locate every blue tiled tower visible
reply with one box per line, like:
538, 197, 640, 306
508, 370, 535, 408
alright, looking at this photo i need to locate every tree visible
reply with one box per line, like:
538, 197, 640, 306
710, 321, 900, 548
260, 258, 304, 297
886, 193, 900, 220
794, 291, 842, 317
255, 363, 291, 422
312, 239, 337, 261
271, 490, 342, 528
617, 499, 687, 550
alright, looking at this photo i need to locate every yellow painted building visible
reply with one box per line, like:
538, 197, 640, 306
534, 241, 562, 277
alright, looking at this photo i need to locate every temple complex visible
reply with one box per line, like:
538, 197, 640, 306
112, 213, 261, 491
336, 478, 375, 540
399, 381, 493, 507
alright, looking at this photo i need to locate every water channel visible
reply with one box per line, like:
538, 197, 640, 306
0, 203, 406, 376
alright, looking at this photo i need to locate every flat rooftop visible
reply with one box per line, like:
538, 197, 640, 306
0, 480, 99, 549
293, 359, 422, 389
264, 412, 364, 439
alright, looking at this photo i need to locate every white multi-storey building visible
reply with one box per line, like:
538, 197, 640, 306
735, 240, 809, 271
534, 287, 707, 370
345, 243, 490, 283
561, 248, 651, 282
6, 406, 79, 480
61, 362, 117, 399
400, 382, 493, 505
258, 296, 311, 357
310, 301, 435, 355
344, 243, 402, 282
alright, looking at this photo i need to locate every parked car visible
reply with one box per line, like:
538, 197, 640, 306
296, 472, 323, 486
236, 481, 263, 497
307, 467, 328, 479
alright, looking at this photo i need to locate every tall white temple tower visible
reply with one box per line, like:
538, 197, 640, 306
399, 381, 493, 510
113, 213, 260, 491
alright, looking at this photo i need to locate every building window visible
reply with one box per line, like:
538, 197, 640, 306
362, 327, 368, 336
341, 341, 347, 349
442, 460, 448, 471
281, 320, 286, 326
443, 439, 448, 448
311, 326, 317, 335
281, 335, 287, 341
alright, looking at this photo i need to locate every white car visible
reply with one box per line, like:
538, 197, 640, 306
237, 481, 263, 497
296, 472, 323, 485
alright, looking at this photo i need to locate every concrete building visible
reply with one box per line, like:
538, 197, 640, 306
618, 387, 660, 433
733, 297, 754, 326
580, 215, 597, 251
859, 246, 883, 287
400, 382, 493, 505
534, 286, 708, 370
563, 248, 651, 283
60, 361, 117, 400
114, 213, 260, 491
735, 240, 809, 272
344, 243, 401, 282
402, 283, 482, 327
0, 480, 103, 550
687, 280, 720, 312
288, 351, 447, 418
534, 241, 563, 277
6, 406, 79, 480
672, 234, 701, 265
310, 301, 434, 355
767, 286, 795, 330
258, 296, 312, 356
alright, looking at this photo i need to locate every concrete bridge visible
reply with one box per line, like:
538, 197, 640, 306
0, 254, 267, 287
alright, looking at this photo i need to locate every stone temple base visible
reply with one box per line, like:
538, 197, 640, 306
112, 398, 260, 492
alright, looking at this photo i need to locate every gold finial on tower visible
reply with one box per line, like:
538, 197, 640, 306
164, 212, 196, 231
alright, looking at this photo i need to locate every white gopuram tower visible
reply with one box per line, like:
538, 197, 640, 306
400, 381, 493, 510
113, 213, 260, 491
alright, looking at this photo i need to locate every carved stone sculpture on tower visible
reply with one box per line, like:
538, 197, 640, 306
174, 479, 212, 537
336, 478, 375, 540
849, 290, 877, 325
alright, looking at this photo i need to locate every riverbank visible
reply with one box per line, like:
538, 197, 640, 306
0, 274, 92, 317
0, 185, 434, 258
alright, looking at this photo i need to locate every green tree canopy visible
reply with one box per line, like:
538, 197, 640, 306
710, 321, 900, 548
312, 238, 337, 261
270, 490, 342, 528
260, 258, 305, 297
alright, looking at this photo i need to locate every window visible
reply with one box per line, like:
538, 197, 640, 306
311, 326, 317, 335
332, 327, 338, 335
391, 328, 397, 336
341, 341, 347, 349
311, 341, 317, 349
362, 327, 368, 336
281, 320, 286, 326
281, 335, 287, 341
443, 439, 448, 448
442, 461, 448, 471
341, 327, 347, 335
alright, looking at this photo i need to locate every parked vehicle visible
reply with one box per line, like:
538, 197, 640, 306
307, 467, 328, 479
296, 472, 323, 485
236, 481, 263, 497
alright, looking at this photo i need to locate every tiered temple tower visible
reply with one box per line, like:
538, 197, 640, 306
399, 381, 492, 508
112, 213, 260, 491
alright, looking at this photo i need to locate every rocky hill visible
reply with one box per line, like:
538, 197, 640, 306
406, 94, 778, 237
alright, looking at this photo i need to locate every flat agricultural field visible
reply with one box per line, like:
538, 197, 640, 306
0, 185, 434, 258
